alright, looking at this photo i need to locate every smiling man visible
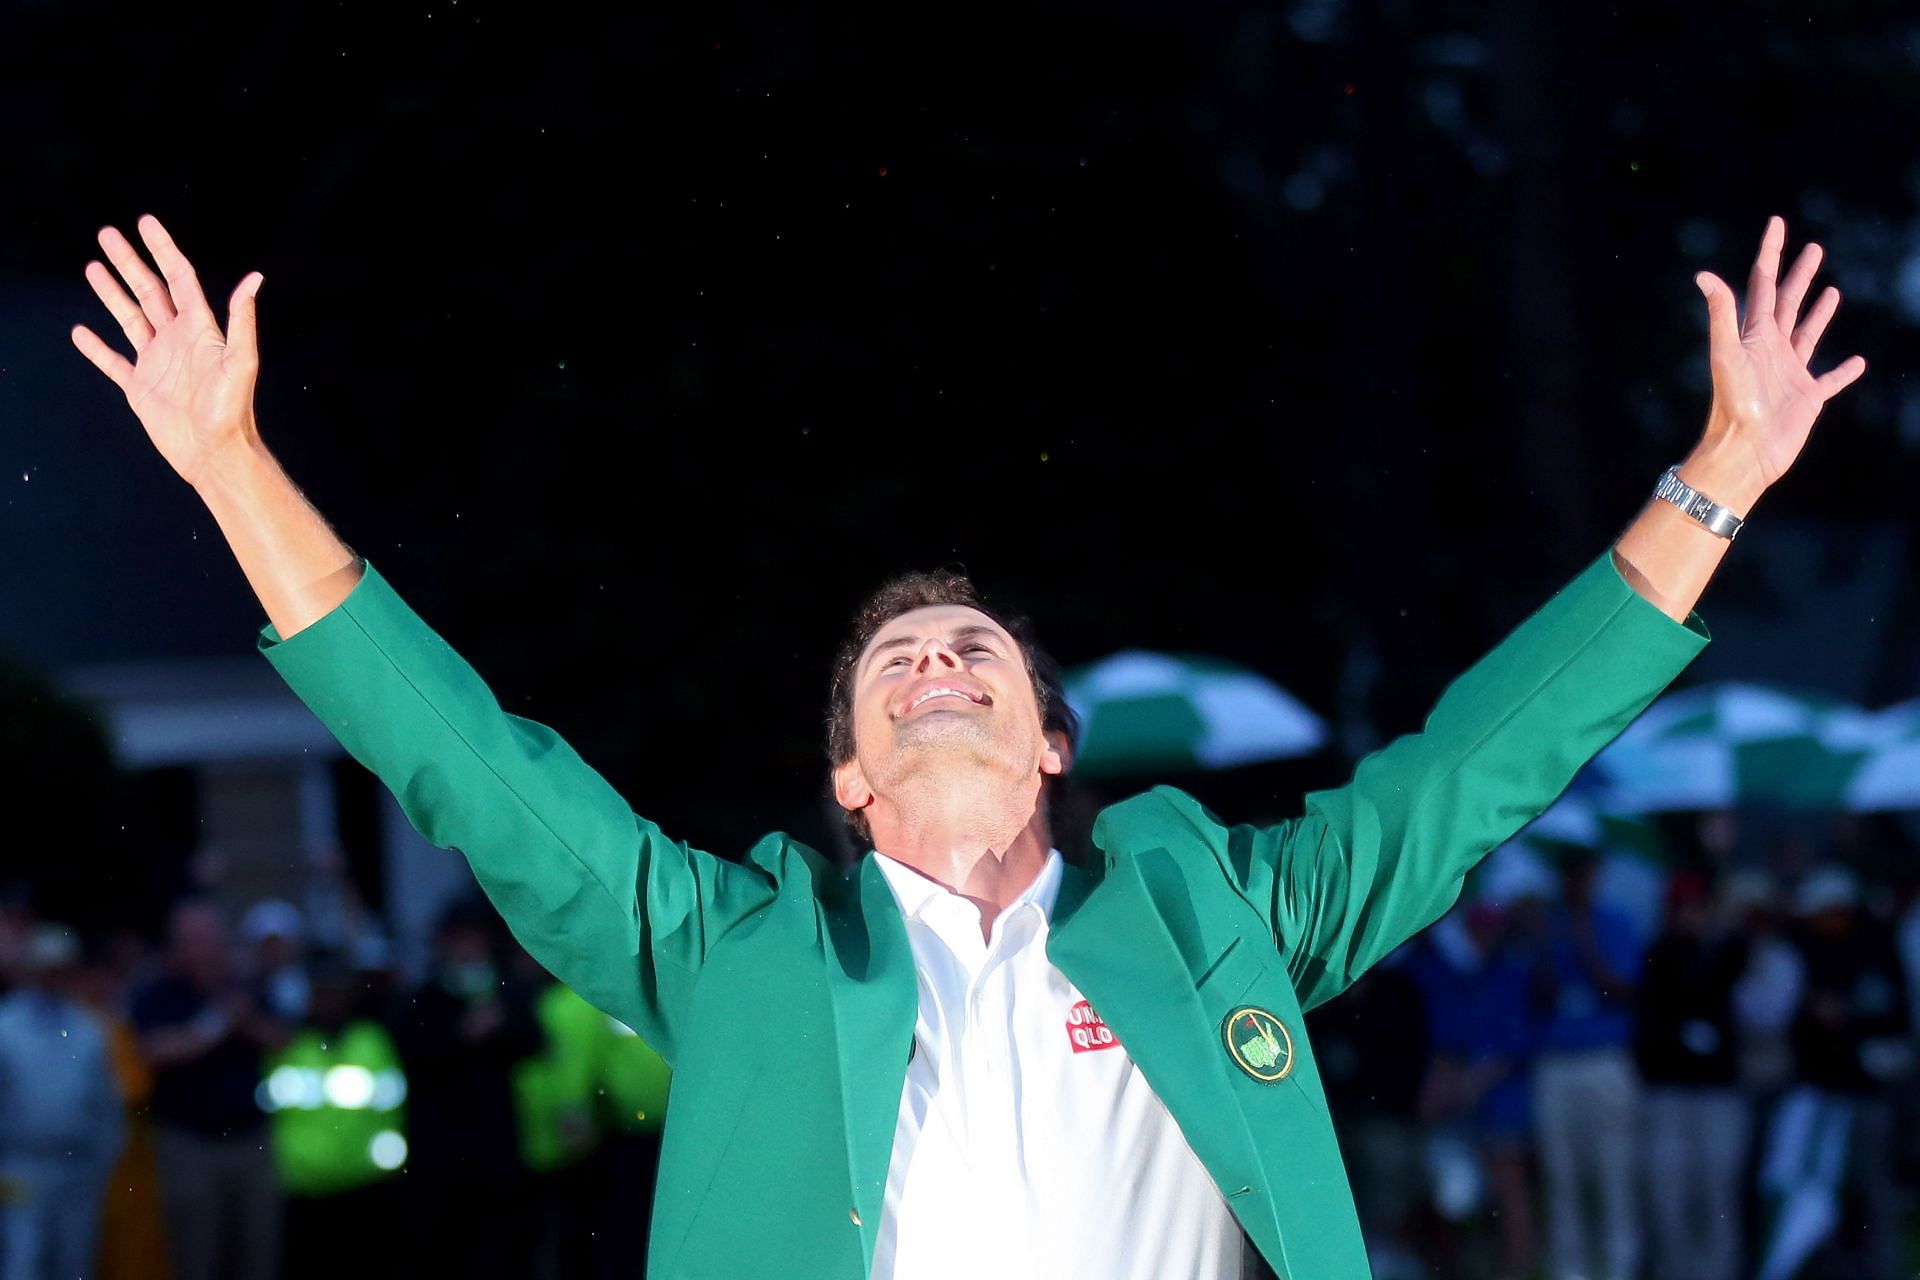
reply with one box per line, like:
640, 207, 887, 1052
71, 213, 1863, 1279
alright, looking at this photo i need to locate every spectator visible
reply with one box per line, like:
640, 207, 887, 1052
131, 899, 290, 1280
1528, 849, 1645, 1280
1410, 901, 1540, 1280
1726, 869, 1804, 1097
0, 925, 125, 1280
267, 949, 407, 1280
590, 1012, 671, 1280
393, 898, 543, 1280
1634, 870, 1750, 1280
74, 932, 169, 1280
240, 900, 310, 1024
1753, 866, 1911, 1280
509, 950, 607, 1280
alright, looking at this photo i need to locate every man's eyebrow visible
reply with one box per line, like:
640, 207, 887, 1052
864, 624, 1008, 670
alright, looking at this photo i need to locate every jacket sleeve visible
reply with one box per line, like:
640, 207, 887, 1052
1232, 549, 1709, 1012
258, 563, 777, 1062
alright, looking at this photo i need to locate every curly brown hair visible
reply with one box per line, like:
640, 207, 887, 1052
826, 570, 1079, 846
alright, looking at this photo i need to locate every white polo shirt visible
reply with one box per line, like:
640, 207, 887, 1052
869, 849, 1244, 1280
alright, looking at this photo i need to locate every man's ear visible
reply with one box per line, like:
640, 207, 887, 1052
1041, 729, 1072, 778
832, 758, 875, 816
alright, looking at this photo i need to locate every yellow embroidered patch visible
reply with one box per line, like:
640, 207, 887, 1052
1222, 1006, 1294, 1083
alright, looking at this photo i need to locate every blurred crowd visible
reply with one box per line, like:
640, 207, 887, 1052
0, 883, 669, 1280
6, 814, 1920, 1280
1313, 820, 1920, 1280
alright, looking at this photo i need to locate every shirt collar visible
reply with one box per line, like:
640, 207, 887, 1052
871, 847, 1065, 925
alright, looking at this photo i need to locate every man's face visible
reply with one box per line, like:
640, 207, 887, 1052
835, 604, 1062, 822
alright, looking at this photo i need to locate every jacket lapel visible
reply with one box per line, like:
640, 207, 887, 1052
823, 855, 919, 1261
1047, 852, 1268, 1213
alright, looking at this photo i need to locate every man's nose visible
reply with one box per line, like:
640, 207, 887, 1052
914, 640, 961, 672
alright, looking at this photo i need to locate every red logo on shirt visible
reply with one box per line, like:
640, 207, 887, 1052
1065, 1000, 1121, 1054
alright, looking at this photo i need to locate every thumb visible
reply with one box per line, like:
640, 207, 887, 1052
1695, 269, 1740, 355
227, 271, 264, 366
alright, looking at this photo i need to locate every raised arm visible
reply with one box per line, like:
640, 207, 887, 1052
71, 215, 777, 1056
70, 214, 360, 637
1218, 213, 1865, 1012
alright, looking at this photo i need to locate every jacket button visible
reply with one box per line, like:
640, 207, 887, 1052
849, 1208, 862, 1227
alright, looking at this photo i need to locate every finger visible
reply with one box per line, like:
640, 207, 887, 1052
1792, 286, 1840, 363
83, 260, 155, 351
135, 214, 215, 320
97, 224, 177, 329
70, 323, 135, 392
1695, 270, 1741, 357
226, 272, 264, 367
1814, 354, 1866, 398
1773, 240, 1823, 333
1742, 215, 1785, 335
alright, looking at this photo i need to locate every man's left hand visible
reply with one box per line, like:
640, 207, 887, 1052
1690, 214, 1867, 509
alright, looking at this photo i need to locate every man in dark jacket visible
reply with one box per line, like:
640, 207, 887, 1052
393, 898, 546, 1280
1753, 866, 1911, 1280
131, 899, 290, 1280
1634, 871, 1750, 1280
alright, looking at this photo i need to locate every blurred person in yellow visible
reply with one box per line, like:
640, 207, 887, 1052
77, 934, 172, 1280
263, 949, 407, 1280
590, 1010, 670, 1280
510, 961, 608, 1280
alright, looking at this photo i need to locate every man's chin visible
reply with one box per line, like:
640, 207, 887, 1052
887, 721, 1011, 770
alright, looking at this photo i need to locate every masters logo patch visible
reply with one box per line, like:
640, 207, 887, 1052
1222, 1006, 1294, 1082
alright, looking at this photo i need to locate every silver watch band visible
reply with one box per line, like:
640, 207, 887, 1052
1653, 464, 1744, 540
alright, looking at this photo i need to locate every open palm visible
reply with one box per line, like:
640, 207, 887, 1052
70, 214, 264, 489
1694, 216, 1866, 488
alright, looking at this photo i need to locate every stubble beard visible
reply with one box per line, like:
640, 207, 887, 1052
877, 711, 1041, 817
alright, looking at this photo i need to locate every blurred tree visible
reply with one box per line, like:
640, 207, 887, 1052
0, 654, 137, 928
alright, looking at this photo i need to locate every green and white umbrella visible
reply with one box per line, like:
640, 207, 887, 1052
1844, 697, 1920, 809
1593, 683, 1920, 812
1063, 651, 1327, 779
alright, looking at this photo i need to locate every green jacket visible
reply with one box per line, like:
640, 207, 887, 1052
260, 550, 1707, 1278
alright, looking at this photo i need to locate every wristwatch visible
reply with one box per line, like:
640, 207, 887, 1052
1653, 464, 1745, 540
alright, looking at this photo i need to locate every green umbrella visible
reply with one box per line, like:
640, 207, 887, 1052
1063, 650, 1326, 780
1593, 683, 1920, 812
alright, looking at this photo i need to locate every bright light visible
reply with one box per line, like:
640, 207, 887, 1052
368, 1130, 408, 1171
323, 1065, 377, 1110
265, 1065, 321, 1111
371, 1070, 408, 1111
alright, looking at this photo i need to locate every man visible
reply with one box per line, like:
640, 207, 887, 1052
129, 899, 290, 1280
0, 925, 125, 1280
394, 898, 546, 1280
1527, 847, 1647, 1280
1635, 871, 1751, 1280
70, 211, 1861, 1278
1410, 900, 1540, 1280
1754, 865, 1911, 1280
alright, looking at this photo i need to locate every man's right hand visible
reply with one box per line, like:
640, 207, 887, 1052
69, 213, 360, 638
71, 214, 264, 491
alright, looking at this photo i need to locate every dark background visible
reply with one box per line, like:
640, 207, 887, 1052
4, 0, 1917, 917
